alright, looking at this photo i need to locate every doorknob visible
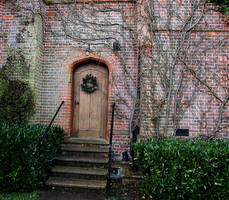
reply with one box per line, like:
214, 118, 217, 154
75, 101, 79, 105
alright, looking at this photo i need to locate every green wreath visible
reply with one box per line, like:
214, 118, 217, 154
81, 74, 98, 93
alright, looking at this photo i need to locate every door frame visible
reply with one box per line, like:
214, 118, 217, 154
71, 59, 110, 139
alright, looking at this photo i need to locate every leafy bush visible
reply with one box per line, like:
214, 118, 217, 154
0, 191, 42, 200
0, 47, 35, 124
1, 48, 30, 79
209, 0, 229, 14
0, 123, 64, 192
0, 79, 35, 124
133, 138, 229, 199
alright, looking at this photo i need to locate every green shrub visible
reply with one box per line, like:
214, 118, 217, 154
1, 48, 29, 79
0, 79, 35, 123
0, 123, 64, 192
0, 191, 42, 200
133, 138, 229, 199
209, 0, 229, 14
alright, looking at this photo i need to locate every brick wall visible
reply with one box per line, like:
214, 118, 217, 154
0, 1, 137, 159
0, 0, 44, 123
1, 0, 228, 158
40, 0, 137, 158
139, 1, 229, 138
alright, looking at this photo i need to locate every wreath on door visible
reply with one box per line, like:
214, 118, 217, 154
81, 74, 98, 93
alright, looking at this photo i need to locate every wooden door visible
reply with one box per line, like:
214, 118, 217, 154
72, 63, 108, 138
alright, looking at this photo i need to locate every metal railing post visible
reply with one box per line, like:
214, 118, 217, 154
40, 101, 64, 145
107, 103, 115, 193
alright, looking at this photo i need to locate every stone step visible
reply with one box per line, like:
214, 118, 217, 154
61, 151, 109, 158
61, 145, 109, 158
55, 156, 109, 168
47, 138, 109, 192
61, 144, 109, 153
46, 177, 107, 191
51, 166, 107, 180
62, 138, 109, 150
64, 137, 109, 145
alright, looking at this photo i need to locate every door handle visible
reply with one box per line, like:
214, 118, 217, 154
75, 101, 79, 105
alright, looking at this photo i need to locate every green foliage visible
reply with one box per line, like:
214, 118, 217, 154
106, 197, 117, 200
0, 123, 64, 192
133, 138, 229, 199
0, 48, 35, 123
1, 48, 29, 80
0, 79, 35, 123
81, 74, 98, 94
0, 191, 42, 200
209, 0, 229, 14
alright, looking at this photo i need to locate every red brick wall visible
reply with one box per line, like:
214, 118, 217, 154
1, 0, 228, 158
41, 1, 137, 158
0, 0, 137, 158
0, 0, 44, 123
139, 1, 229, 138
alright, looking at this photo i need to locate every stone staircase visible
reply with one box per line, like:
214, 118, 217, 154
46, 137, 109, 192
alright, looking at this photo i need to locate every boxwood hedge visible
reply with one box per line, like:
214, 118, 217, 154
133, 138, 229, 199
0, 123, 64, 192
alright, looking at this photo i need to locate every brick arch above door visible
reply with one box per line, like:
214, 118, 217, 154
66, 53, 115, 77
58, 49, 131, 137
60, 50, 120, 137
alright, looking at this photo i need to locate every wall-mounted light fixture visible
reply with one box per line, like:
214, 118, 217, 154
86, 44, 92, 55
113, 42, 121, 51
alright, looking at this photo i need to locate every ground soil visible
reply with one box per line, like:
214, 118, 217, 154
38, 179, 144, 200
108, 179, 144, 200
38, 191, 106, 200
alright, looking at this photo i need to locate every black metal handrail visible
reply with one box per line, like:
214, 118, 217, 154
106, 103, 115, 193
131, 125, 139, 171
40, 101, 64, 145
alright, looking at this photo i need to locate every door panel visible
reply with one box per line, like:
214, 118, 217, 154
72, 63, 108, 138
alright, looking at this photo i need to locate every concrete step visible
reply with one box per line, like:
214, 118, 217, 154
64, 137, 109, 145
46, 177, 107, 191
61, 145, 109, 157
63, 138, 109, 150
46, 138, 109, 192
61, 144, 109, 153
55, 156, 108, 168
51, 166, 108, 180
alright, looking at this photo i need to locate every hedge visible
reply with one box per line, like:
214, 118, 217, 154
0, 123, 64, 192
209, 0, 229, 14
0, 79, 35, 124
133, 138, 229, 200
